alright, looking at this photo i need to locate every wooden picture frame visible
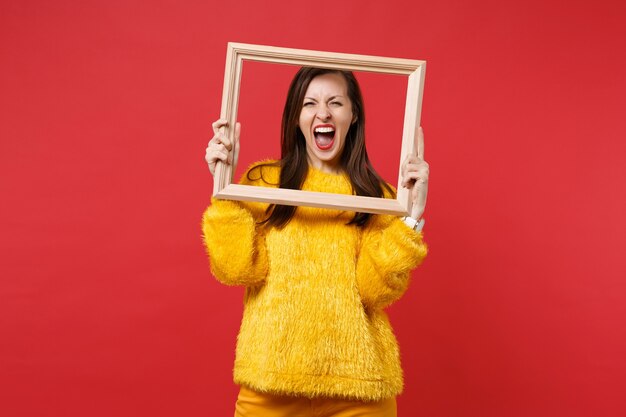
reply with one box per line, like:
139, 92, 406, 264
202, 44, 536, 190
213, 42, 426, 216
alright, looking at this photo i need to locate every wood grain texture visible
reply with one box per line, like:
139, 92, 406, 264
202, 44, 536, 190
214, 42, 426, 214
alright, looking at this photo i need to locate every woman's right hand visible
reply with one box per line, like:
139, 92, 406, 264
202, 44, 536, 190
205, 118, 240, 176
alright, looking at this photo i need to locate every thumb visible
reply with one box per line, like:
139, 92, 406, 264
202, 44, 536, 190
410, 182, 428, 219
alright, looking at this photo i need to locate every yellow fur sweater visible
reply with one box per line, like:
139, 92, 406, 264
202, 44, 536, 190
201, 160, 428, 401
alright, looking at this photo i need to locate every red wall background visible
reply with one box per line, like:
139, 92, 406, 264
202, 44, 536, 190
1, 1, 625, 416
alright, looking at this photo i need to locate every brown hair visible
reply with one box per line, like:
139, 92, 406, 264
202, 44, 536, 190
250, 67, 395, 228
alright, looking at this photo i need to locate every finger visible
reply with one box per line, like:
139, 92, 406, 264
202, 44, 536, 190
207, 142, 228, 155
403, 171, 429, 187
212, 118, 228, 136
401, 155, 415, 174
404, 162, 421, 173
212, 150, 229, 163
404, 165, 428, 182
220, 135, 233, 151
407, 163, 429, 177
416, 126, 425, 159
218, 122, 239, 150
229, 122, 240, 156
404, 154, 420, 168
403, 171, 423, 183
215, 132, 232, 151
401, 171, 421, 187
411, 179, 428, 219
206, 147, 228, 162
209, 142, 228, 154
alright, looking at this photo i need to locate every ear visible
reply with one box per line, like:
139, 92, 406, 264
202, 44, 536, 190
352, 115, 358, 124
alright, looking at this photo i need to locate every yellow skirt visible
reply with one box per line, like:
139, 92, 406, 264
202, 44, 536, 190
234, 385, 397, 417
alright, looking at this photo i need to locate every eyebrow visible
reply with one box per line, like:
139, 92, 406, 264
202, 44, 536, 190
304, 95, 345, 101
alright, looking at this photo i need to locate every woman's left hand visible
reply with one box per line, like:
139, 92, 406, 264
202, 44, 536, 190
400, 126, 429, 220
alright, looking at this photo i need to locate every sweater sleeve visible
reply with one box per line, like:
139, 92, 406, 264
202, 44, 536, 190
200, 161, 276, 287
355, 215, 428, 310
201, 199, 269, 286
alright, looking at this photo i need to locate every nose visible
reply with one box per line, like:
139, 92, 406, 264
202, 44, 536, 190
316, 104, 331, 121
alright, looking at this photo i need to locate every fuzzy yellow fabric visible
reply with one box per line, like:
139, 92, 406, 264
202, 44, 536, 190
201, 160, 428, 401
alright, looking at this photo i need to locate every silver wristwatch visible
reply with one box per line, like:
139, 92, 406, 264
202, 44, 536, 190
402, 216, 425, 232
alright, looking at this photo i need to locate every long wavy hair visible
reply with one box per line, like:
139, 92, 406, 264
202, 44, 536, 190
250, 67, 394, 228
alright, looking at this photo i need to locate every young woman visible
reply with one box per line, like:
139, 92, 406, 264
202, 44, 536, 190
203, 67, 429, 417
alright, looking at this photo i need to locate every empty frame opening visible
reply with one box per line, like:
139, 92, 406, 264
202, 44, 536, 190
235, 60, 407, 190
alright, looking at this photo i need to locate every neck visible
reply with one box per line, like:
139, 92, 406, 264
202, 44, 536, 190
306, 155, 343, 175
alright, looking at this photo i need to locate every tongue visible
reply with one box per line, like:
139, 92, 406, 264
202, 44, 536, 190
315, 132, 334, 146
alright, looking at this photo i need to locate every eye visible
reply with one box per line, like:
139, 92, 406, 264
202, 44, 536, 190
303, 101, 315, 107
330, 101, 342, 106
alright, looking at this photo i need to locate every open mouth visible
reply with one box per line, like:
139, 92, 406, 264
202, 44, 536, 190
313, 126, 335, 150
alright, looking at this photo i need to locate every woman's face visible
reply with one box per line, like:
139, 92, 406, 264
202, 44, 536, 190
298, 73, 354, 173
